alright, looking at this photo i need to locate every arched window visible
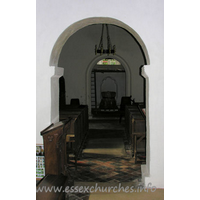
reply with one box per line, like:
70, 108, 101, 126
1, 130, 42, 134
97, 59, 121, 65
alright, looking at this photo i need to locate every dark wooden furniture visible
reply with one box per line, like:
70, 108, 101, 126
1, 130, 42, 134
125, 106, 140, 142
59, 105, 89, 168
38, 106, 89, 199
125, 105, 146, 163
70, 98, 80, 106
132, 132, 145, 163
119, 96, 132, 123
41, 118, 72, 176
60, 105, 88, 146
36, 174, 68, 200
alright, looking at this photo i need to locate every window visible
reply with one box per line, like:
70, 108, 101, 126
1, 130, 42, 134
97, 59, 121, 65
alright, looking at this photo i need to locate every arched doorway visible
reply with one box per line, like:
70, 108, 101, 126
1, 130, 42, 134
50, 17, 150, 184
86, 54, 132, 116
50, 17, 149, 121
88, 57, 128, 116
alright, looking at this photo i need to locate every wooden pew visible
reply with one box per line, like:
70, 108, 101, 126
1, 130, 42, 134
41, 118, 72, 176
59, 105, 89, 168
125, 105, 146, 163
38, 118, 77, 199
125, 105, 140, 143
60, 105, 89, 138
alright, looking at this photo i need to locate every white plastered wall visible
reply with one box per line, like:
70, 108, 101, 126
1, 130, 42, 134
36, 0, 164, 188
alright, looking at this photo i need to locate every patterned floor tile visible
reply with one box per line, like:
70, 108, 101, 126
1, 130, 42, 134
68, 124, 145, 184
68, 156, 143, 183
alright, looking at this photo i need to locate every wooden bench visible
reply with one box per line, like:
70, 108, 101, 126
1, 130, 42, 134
125, 105, 146, 163
59, 105, 89, 169
41, 118, 72, 176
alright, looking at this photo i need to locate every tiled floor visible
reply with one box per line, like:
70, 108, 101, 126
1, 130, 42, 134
67, 155, 143, 200
66, 119, 145, 199
69, 156, 142, 183
68, 120, 145, 182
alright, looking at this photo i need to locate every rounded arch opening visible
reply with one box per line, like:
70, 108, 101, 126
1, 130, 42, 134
86, 54, 131, 115
50, 17, 150, 67
50, 17, 150, 122
49, 16, 151, 186
100, 76, 118, 99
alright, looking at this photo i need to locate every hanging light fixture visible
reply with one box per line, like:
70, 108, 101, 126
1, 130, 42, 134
95, 24, 116, 55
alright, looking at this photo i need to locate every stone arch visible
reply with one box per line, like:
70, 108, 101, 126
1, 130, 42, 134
49, 16, 151, 186
50, 17, 150, 67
